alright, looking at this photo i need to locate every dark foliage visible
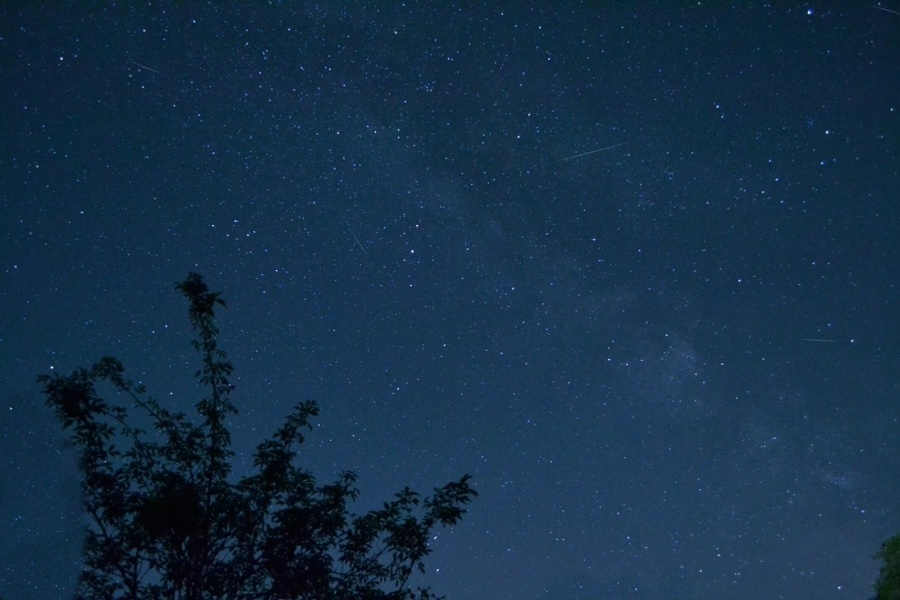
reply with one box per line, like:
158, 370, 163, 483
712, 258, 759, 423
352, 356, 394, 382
873, 534, 900, 600
39, 273, 476, 600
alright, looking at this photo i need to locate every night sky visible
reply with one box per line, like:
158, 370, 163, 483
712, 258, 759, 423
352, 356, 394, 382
2, 3, 899, 599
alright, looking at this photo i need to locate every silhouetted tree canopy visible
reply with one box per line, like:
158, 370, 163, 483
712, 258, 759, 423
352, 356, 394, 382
873, 533, 900, 600
39, 273, 476, 600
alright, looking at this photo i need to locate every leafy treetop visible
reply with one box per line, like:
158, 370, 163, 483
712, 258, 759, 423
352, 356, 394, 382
39, 272, 476, 600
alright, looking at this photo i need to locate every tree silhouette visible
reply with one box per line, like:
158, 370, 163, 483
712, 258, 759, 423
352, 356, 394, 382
39, 273, 476, 600
872, 534, 900, 600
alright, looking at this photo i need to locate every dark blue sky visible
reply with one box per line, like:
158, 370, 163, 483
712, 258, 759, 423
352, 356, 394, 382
2, 3, 898, 599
